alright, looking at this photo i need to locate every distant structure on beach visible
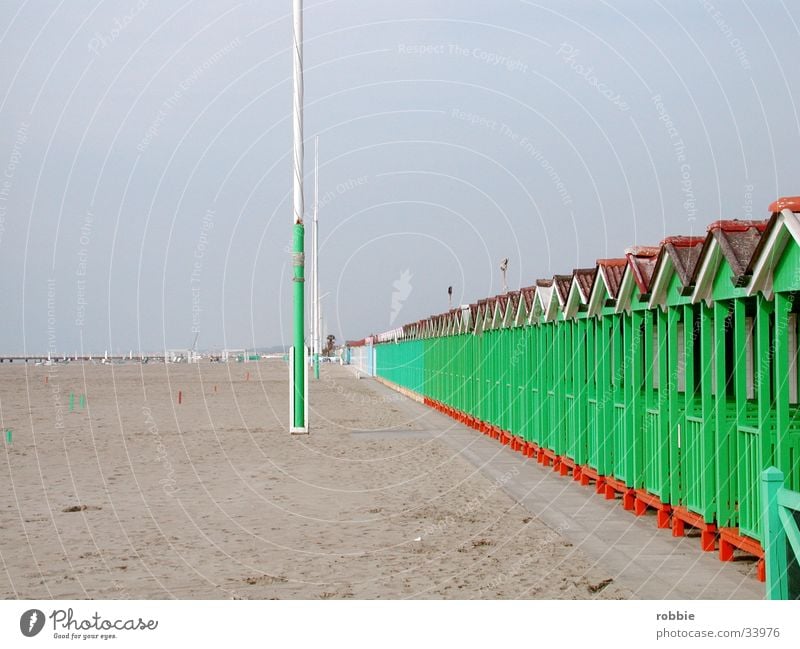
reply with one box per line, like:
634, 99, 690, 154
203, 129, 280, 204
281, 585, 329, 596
0, 347, 274, 365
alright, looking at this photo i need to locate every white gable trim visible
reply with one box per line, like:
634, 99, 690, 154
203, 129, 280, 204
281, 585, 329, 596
748, 210, 800, 296
515, 294, 529, 327
530, 288, 547, 324
544, 286, 561, 322
587, 267, 611, 317
648, 254, 675, 310
563, 277, 583, 319
690, 238, 721, 305
615, 266, 635, 314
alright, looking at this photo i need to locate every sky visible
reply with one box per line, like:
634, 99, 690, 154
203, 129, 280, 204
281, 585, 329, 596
0, 0, 798, 354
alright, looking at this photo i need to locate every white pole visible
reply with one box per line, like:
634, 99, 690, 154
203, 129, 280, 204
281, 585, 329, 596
312, 136, 320, 378
292, 0, 304, 228
310, 138, 316, 363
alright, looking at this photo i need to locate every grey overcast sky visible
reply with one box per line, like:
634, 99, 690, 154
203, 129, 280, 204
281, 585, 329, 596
0, 0, 798, 354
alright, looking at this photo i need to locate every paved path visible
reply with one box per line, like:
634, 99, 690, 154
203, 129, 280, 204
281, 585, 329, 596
366, 377, 764, 599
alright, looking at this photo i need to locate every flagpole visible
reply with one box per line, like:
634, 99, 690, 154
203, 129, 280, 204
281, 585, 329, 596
290, 0, 307, 433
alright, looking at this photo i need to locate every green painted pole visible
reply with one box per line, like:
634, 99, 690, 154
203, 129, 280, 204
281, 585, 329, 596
762, 467, 788, 599
293, 222, 305, 429
79, 394, 86, 409
5, 429, 10, 444
69, 392, 74, 412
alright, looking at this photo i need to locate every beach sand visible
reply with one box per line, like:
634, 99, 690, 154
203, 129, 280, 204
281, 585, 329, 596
0, 360, 631, 599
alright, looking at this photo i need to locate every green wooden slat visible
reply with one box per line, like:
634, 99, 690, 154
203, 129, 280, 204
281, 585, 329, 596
778, 488, 800, 512
714, 301, 737, 527
778, 506, 800, 570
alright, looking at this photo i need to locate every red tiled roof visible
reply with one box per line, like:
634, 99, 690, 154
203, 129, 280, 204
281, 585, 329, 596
573, 268, 595, 301
708, 220, 768, 280
707, 219, 768, 234
659, 235, 705, 248
625, 245, 661, 257
359, 207, 785, 339
553, 275, 572, 303
769, 196, 800, 213
519, 286, 536, 309
659, 236, 704, 288
624, 246, 660, 294
596, 258, 626, 298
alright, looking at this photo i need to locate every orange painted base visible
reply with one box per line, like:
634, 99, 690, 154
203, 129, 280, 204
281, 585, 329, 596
633, 489, 672, 528
604, 476, 636, 510
557, 455, 580, 479
579, 465, 606, 494
719, 527, 765, 582
671, 506, 717, 552
538, 447, 556, 467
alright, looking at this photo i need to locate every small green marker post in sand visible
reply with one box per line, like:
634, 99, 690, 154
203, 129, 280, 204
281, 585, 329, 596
79, 394, 86, 409
69, 392, 74, 412
5, 430, 11, 444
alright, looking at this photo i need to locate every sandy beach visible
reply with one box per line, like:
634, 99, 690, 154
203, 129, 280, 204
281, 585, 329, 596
0, 360, 631, 599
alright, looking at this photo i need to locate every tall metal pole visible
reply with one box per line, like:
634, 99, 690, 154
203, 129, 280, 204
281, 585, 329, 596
290, 0, 307, 432
312, 136, 320, 379
309, 142, 315, 378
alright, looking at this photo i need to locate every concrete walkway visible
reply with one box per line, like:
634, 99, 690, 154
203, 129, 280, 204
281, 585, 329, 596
366, 377, 763, 599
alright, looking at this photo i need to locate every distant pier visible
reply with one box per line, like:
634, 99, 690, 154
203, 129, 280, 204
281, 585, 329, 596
0, 355, 167, 364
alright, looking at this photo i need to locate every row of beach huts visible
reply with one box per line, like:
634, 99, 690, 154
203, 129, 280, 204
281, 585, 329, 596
348, 197, 800, 590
